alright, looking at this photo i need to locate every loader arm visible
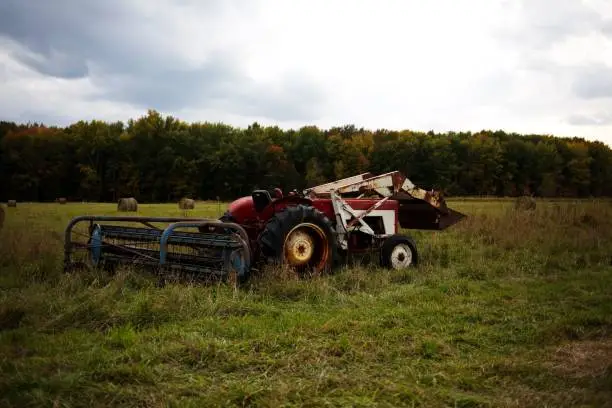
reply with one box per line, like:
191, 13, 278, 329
305, 171, 465, 231
303, 172, 374, 197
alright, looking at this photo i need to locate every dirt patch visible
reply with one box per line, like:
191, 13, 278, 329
545, 338, 612, 379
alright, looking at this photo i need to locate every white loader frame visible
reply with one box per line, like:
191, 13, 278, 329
303, 171, 445, 251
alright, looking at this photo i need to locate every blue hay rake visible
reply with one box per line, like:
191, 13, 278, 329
64, 216, 252, 282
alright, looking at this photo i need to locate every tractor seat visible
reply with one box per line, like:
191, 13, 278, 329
252, 190, 272, 212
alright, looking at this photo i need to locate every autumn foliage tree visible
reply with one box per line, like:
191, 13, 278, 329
1, 111, 611, 202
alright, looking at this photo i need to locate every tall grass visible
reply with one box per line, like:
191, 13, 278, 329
0, 200, 611, 407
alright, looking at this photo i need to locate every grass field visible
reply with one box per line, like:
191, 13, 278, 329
1, 199, 611, 407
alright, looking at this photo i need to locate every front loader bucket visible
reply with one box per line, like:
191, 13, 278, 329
393, 193, 466, 231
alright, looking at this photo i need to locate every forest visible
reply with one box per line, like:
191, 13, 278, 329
1, 109, 611, 202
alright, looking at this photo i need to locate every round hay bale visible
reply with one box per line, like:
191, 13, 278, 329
514, 195, 536, 211
7, 200, 16, 208
178, 197, 195, 210
57, 197, 67, 204
117, 197, 138, 212
0, 206, 4, 230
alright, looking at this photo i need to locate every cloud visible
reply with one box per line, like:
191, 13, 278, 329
571, 65, 612, 99
0, 0, 328, 122
494, 0, 611, 49
0, 0, 612, 145
485, 0, 612, 141
568, 111, 612, 126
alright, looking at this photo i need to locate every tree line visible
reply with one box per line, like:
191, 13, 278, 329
1, 109, 611, 203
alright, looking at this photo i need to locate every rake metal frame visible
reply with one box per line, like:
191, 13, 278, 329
64, 215, 251, 277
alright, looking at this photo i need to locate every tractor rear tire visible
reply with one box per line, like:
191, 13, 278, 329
380, 234, 418, 269
259, 205, 336, 274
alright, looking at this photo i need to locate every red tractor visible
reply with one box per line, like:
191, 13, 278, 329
64, 171, 465, 283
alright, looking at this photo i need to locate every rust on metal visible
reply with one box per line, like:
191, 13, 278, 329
304, 172, 374, 197
336, 172, 398, 195
401, 187, 446, 212
391, 171, 405, 192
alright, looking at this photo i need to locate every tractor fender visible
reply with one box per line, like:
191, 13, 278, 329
258, 196, 314, 221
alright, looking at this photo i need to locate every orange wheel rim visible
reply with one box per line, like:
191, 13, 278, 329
283, 223, 329, 271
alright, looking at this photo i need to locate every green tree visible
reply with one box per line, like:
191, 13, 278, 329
0, 113, 610, 202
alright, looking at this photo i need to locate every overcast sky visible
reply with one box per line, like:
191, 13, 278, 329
1, 0, 611, 145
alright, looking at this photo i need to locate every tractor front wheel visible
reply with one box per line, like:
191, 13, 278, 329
259, 205, 336, 274
380, 234, 418, 269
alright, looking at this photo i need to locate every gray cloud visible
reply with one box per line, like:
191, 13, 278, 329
14, 109, 77, 127
0, 0, 124, 77
603, 19, 612, 36
495, 0, 612, 49
567, 111, 612, 126
86, 54, 325, 120
88, 52, 246, 112
489, 0, 612, 131
0, 0, 327, 121
11, 48, 89, 79
571, 65, 612, 99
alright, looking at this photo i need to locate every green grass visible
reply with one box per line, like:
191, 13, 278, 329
1, 199, 611, 407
